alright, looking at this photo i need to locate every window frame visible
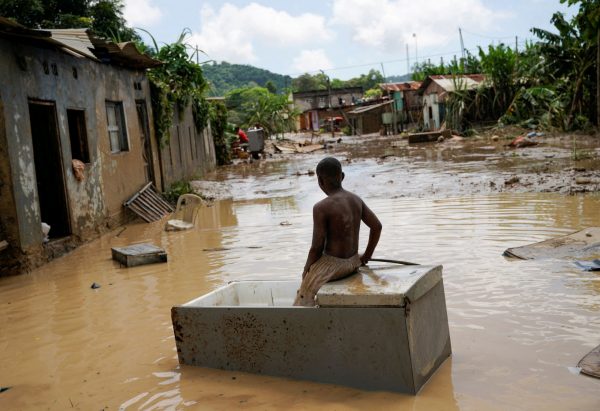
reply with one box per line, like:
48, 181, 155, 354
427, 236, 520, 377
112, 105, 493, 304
66, 108, 91, 163
105, 101, 129, 154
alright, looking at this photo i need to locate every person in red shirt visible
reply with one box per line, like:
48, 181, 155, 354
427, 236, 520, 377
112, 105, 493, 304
235, 126, 249, 144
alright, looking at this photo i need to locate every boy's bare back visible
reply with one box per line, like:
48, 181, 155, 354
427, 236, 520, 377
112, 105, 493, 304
301, 157, 382, 277
313, 189, 378, 260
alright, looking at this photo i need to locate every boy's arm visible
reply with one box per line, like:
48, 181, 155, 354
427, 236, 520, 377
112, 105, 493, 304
360, 201, 382, 265
302, 204, 327, 278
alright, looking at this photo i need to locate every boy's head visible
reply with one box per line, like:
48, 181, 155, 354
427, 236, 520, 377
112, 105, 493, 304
316, 157, 344, 192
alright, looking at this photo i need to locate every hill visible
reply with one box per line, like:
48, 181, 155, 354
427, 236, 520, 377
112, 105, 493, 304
202, 62, 293, 96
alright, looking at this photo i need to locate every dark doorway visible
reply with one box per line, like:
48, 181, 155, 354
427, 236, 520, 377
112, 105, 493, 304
67, 109, 90, 163
136, 100, 155, 184
28, 101, 71, 239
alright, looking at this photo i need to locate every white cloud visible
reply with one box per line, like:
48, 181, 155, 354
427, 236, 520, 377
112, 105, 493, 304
124, 0, 163, 26
292, 49, 333, 73
331, 0, 499, 52
188, 3, 333, 63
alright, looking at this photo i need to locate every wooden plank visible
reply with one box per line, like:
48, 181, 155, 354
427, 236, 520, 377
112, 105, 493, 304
0, 240, 8, 252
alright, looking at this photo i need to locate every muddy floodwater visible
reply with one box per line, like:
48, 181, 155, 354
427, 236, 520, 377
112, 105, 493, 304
1, 136, 600, 410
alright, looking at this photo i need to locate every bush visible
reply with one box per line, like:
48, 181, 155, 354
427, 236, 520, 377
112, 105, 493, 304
164, 180, 193, 204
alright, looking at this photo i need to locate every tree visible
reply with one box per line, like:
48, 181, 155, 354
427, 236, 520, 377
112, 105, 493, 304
291, 73, 328, 92
265, 80, 277, 94
560, 0, 600, 127
90, 0, 138, 41
0, 0, 139, 42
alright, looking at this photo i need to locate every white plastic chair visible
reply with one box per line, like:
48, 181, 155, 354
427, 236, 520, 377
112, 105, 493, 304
165, 194, 204, 231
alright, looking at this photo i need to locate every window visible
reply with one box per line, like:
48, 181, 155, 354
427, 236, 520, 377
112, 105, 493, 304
67, 109, 90, 163
304, 98, 313, 104
105, 101, 129, 153
318, 96, 326, 108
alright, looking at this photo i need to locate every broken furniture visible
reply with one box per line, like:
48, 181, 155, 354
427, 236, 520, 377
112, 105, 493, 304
124, 183, 173, 223
503, 227, 600, 260
111, 243, 167, 267
171, 264, 451, 394
165, 194, 204, 231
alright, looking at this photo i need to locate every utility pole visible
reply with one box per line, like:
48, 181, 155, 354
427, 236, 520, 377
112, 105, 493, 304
412, 33, 418, 66
597, 27, 600, 130
196, 45, 199, 64
459, 27, 465, 61
406, 43, 410, 74
380, 62, 387, 83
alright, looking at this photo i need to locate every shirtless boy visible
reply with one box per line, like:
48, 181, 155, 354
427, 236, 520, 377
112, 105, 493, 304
294, 157, 382, 306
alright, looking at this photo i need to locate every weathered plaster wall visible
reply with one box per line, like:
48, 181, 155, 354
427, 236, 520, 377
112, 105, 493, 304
159, 104, 216, 189
0, 92, 25, 274
0, 37, 160, 273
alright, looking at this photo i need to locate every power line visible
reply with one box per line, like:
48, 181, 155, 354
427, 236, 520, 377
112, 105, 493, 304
287, 49, 464, 77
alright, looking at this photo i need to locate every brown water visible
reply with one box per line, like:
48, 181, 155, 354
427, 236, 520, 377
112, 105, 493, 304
1, 153, 600, 410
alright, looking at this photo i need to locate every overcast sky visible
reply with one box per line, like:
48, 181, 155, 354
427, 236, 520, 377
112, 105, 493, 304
124, 0, 573, 79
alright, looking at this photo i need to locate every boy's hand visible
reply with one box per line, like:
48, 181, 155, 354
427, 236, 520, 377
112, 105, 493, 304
360, 254, 369, 266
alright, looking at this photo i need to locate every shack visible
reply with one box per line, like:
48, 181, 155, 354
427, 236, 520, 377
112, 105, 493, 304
347, 100, 393, 135
380, 81, 422, 130
0, 18, 165, 275
419, 74, 485, 130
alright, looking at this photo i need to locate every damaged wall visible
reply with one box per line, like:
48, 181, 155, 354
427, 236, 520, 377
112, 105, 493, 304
0, 37, 161, 275
159, 103, 216, 189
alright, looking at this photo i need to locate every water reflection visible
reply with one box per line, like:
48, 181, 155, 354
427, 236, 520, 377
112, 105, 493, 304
1, 162, 599, 410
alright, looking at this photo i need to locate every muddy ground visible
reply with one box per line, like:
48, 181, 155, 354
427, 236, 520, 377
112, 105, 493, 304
213, 127, 600, 200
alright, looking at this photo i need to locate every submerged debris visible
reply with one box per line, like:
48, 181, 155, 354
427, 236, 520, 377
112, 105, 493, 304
90, 282, 101, 289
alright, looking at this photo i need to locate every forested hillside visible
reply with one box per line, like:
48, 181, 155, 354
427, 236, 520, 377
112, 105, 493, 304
203, 61, 292, 96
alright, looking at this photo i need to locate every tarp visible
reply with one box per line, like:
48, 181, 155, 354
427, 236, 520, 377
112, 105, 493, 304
503, 227, 600, 260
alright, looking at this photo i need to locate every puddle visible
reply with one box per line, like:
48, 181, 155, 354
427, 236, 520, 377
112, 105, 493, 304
1, 145, 599, 410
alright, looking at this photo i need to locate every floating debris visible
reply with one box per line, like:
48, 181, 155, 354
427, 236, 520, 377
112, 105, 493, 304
90, 282, 101, 289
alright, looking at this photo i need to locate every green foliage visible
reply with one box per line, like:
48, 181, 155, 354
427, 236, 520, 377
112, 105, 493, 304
146, 29, 209, 147
292, 73, 329, 92
202, 61, 292, 96
412, 53, 481, 81
0, 0, 139, 42
164, 180, 193, 204
224, 86, 299, 137
364, 87, 382, 99
209, 101, 232, 165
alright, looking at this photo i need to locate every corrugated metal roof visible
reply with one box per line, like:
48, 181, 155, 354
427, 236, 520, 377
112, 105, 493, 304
48, 29, 98, 60
348, 100, 392, 114
421, 74, 485, 93
0, 18, 161, 69
380, 81, 422, 92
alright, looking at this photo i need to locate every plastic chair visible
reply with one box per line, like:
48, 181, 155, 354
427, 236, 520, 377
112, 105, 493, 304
165, 194, 204, 231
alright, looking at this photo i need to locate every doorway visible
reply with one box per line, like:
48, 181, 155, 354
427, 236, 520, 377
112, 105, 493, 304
28, 101, 71, 239
136, 100, 155, 184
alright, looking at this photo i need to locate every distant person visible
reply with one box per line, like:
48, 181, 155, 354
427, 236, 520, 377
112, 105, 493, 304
235, 126, 249, 144
294, 157, 382, 306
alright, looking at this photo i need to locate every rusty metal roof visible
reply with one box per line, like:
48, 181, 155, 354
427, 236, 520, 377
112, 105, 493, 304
0, 17, 161, 69
347, 100, 392, 115
380, 82, 422, 92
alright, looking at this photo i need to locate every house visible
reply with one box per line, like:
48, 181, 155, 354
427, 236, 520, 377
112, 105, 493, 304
419, 74, 485, 130
292, 87, 363, 131
0, 17, 215, 275
380, 81, 422, 130
347, 100, 394, 135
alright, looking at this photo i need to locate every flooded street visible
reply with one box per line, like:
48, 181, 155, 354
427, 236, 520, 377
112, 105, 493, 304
1, 137, 600, 410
